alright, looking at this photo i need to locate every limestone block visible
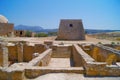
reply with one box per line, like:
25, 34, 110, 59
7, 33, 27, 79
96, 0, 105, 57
11, 70, 24, 80
23, 44, 35, 62
106, 54, 117, 65
0, 69, 9, 80
52, 45, 71, 58
16, 42, 23, 62
7, 46, 17, 61
35, 44, 46, 54
0, 44, 8, 67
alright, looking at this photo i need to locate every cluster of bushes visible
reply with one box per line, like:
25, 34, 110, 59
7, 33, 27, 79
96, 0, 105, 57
116, 37, 120, 41
25, 31, 32, 37
48, 32, 57, 36
25, 30, 57, 37
34, 32, 48, 37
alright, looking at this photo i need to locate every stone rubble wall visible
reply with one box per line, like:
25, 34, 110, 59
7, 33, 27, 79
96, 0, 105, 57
25, 67, 84, 79
72, 44, 95, 67
23, 44, 35, 62
72, 44, 120, 76
7, 43, 47, 62
52, 45, 71, 58
0, 23, 14, 37
28, 49, 52, 66
0, 63, 27, 80
92, 44, 120, 62
0, 42, 8, 67
85, 62, 120, 76
0, 49, 52, 80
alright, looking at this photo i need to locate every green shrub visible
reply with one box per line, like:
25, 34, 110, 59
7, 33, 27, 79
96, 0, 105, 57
34, 32, 48, 37
116, 37, 120, 41
48, 32, 57, 36
117, 42, 120, 45
98, 42, 102, 44
25, 31, 32, 37
111, 42, 115, 45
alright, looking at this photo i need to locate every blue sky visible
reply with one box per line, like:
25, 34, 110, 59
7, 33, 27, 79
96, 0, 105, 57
0, 0, 120, 30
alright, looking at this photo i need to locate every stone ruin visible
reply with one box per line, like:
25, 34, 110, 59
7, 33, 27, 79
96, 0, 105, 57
57, 19, 85, 40
0, 14, 35, 37
0, 15, 14, 37
0, 39, 120, 80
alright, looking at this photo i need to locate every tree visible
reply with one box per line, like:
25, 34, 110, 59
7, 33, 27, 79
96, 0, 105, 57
34, 32, 48, 37
25, 31, 32, 37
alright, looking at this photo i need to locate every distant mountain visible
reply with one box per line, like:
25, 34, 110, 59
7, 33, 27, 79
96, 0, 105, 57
85, 29, 120, 34
14, 25, 120, 34
14, 25, 43, 32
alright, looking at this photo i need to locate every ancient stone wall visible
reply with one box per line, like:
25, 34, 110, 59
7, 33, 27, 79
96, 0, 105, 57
14, 30, 26, 37
28, 49, 52, 66
72, 44, 95, 67
0, 23, 14, 36
23, 44, 35, 62
7, 43, 47, 62
91, 45, 120, 62
25, 67, 84, 79
0, 42, 8, 67
72, 44, 120, 76
52, 44, 71, 58
8, 45, 18, 62
34, 44, 46, 54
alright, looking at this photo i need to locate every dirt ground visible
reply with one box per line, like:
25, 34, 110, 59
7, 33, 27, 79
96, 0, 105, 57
4, 35, 119, 45
47, 58, 70, 67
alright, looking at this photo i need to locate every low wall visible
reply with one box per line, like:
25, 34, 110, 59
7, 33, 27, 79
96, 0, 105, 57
72, 44, 95, 67
34, 44, 47, 54
52, 44, 71, 58
23, 44, 35, 62
7, 45, 17, 61
72, 44, 120, 76
28, 49, 52, 66
25, 67, 84, 79
0, 49, 52, 80
7, 43, 47, 62
85, 62, 120, 76
0, 63, 26, 80
92, 44, 120, 62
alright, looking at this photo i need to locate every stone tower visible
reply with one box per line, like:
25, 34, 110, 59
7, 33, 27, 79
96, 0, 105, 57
57, 19, 85, 40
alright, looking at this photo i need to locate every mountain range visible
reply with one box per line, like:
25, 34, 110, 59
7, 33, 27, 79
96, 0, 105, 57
14, 25, 120, 34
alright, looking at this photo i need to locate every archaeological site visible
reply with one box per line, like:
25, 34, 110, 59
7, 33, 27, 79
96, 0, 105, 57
0, 15, 120, 80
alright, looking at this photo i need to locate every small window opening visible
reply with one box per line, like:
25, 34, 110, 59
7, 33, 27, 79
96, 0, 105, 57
69, 24, 73, 27
20, 31, 22, 35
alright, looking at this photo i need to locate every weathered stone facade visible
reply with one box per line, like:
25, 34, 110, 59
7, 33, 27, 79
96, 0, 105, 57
57, 19, 85, 40
0, 23, 14, 37
14, 30, 26, 37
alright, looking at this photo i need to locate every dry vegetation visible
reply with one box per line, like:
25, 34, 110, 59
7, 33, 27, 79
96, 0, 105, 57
88, 32, 120, 41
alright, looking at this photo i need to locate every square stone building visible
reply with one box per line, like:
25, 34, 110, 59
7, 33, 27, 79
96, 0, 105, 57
57, 19, 85, 40
14, 30, 26, 37
0, 15, 14, 37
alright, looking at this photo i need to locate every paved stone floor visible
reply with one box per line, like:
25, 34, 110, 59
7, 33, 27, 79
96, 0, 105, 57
28, 73, 120, 80
47, 58, 71, 67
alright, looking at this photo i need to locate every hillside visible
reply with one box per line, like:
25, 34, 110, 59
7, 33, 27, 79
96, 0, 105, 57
14, 25, 120, 34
